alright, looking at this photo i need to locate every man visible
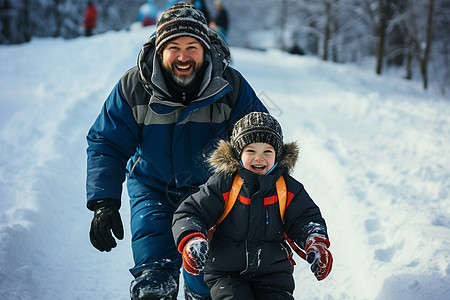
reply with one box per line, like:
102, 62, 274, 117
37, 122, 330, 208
82, 1, 97, 36
86, 3, 267, 300
209, 0, 229, 41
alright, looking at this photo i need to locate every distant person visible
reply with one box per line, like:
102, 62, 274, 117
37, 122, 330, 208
189, 0, 211, 24
287, 32, 306, 55
288, 43, 306, 55
173, 112, 333, 299
209, 0, 228, 42
82, 1, 97, 36
138, 0, 158, 27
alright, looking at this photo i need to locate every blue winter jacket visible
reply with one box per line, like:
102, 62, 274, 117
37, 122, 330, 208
86, 31, 267, 209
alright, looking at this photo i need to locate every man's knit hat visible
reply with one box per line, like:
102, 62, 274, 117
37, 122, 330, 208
155, 3, 211, 54
230, 112, 283, 160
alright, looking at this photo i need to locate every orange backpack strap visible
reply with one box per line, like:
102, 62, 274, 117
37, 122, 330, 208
214, 175, 286, 227
209, 173, 243, 237
209, 174, 307, 261
285, 234, 307, 260
277, 176, 307, 261
276, 176, 287, 223
216, 174, 243, 226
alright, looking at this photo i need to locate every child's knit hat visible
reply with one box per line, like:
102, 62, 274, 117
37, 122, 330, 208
230, 112, 283, 159
155, 3, 211, 54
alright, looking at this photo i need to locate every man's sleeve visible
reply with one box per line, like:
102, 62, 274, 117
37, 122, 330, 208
86, 81, 140, 209
228, 75, 268, 130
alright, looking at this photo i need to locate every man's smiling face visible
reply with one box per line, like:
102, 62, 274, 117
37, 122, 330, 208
161, 36, 205, 86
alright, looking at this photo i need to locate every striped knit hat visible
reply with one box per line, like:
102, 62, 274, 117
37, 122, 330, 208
155, 3, 211, 54
231, 112, 284, 160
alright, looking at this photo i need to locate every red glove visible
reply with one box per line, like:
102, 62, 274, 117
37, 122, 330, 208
178, 233, 208, 275
305, 234, 333, 281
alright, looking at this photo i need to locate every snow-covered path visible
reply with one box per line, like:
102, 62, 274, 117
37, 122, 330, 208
1, 28, 449, 299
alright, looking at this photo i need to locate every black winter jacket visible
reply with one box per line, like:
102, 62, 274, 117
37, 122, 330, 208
172, 140, 328, 276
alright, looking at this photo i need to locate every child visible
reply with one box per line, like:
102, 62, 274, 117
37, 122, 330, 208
172, 112, 333, 299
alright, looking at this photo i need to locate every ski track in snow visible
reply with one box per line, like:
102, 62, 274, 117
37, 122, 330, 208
1, 28, 449, 299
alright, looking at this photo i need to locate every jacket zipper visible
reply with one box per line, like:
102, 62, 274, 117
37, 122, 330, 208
240, 240, 250, 275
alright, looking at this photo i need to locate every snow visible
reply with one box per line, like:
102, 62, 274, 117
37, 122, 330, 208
1, 27, 449, 300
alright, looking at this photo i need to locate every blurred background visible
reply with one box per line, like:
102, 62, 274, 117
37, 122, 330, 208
0, 0, 449, 95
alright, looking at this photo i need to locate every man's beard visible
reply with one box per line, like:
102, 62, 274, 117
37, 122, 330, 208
166, 59, 203, 87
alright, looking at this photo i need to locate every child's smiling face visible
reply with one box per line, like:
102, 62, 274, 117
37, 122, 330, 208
241, 143, 276, 175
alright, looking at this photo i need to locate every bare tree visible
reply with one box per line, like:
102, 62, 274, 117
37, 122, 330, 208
278, 0, 288, 50
375, 0, 387, 74
0, 0, 14, 44
430, 0, 450, 94
418, 0, 435, 90
323, 1, 332, 60
0, 0, 144, 44
400, 0, 435, 89
0, 0, 31, 44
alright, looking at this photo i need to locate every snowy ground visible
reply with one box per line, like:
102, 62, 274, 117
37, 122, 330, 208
1, 27, 449, 300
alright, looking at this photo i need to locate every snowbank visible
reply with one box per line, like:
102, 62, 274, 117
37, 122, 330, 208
1, 28, 449, 299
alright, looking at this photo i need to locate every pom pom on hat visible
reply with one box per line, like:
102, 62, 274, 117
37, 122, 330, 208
155, 3, 211, 54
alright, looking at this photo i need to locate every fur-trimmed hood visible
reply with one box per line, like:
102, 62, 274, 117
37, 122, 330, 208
208, 140, 299, 176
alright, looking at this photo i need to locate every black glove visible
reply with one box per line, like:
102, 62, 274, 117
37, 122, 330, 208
89, 202, 124, 252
